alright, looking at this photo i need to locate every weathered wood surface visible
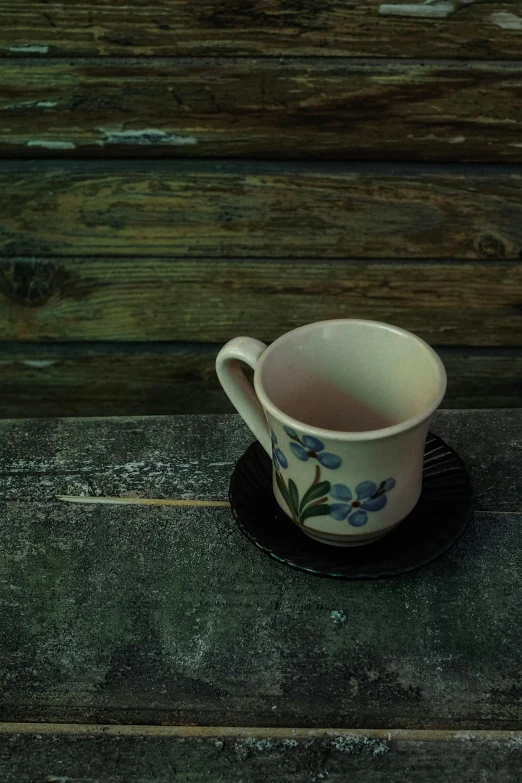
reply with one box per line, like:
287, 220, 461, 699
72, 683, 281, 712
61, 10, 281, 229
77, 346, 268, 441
0, 343, 232, 418
3, 59, 522, 161
2, 726, 522, 783
0, 344, 521, 418
0, 410, 519, 506
0, 257, 520, 345
0, 411, 521, 728
2, 162, 522, 260
0, 506, 520, 727
1, 0, 521, 58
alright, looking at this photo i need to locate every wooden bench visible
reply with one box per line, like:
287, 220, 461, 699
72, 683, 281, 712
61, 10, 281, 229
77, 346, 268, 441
0, 409, 521, 780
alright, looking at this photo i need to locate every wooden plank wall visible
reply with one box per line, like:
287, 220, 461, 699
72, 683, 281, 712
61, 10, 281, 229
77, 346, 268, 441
0, 1, 521, 416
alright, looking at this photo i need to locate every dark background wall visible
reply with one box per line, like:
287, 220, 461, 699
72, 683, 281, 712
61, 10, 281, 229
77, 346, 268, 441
0, 1, 521, 417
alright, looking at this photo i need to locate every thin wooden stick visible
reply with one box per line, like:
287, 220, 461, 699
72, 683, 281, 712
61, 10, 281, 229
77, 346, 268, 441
56, 495, 230, 507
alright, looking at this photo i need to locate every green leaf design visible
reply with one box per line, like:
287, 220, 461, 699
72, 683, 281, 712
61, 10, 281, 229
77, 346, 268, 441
299, 481, 331, 514
288, 479, 300, 520
301, 504, 331, 524
276, 471, 293, 515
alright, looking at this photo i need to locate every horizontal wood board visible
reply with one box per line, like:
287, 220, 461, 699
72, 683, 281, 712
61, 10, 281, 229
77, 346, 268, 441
0, 411, 521, 727
1, 726, 522, 782
1, 1, 522, 58
6, 508, 516, 728
2, 59, 522, 161
1, 163, 522, 260
0, 409, 518, 514
0, 344, 520, 418
0, 257, 520, 345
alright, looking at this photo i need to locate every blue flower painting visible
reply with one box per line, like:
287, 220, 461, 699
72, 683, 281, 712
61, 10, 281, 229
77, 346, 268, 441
272, 425, 396, 530
270, 429, 288, 472
283, 427, 342, 470
329, 478, 396, 527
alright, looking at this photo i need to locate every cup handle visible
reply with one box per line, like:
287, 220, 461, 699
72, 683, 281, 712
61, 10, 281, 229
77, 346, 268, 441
216, 337, 272, 455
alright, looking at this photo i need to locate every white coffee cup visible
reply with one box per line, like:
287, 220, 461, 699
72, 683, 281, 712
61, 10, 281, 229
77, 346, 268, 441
216, 320, 447, 546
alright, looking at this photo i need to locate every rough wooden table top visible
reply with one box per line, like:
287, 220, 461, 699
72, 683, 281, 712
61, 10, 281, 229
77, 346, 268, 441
0, 410, 521, 782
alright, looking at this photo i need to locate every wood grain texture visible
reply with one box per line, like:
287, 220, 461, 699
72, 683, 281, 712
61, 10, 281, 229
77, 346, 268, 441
0, 410, 519, 509
0, 344, 520, 418
1, 506, 521, 725
1, 162, 522, 260
2, 727, 522, 782
0, 411, 520, 727
0, 343, 230, 417
1, 0, 521, 58
3, 58, 522, 161
0, 257, 520, 345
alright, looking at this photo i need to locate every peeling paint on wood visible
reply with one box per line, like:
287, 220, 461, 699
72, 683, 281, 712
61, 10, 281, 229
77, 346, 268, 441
1, 100, 58, 111
491, 11, 522, 30
2, 59, 522, 161
21, 359, 56, 369
7, 44, 49, 54
26, 140, 75, 150
97, 128, 197, 146
407, 134, 467, 145
0, 1, 521, 58
379, 0, 475, 19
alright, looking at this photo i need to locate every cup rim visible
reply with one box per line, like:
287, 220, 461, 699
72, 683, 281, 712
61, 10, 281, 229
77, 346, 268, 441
253, 319, 447, 442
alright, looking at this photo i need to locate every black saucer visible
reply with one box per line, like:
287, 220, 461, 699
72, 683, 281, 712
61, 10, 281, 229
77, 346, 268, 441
229, 433, 473, 579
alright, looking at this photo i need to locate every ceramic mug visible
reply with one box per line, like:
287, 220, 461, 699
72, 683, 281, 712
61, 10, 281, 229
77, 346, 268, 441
216, 319, 447, 546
